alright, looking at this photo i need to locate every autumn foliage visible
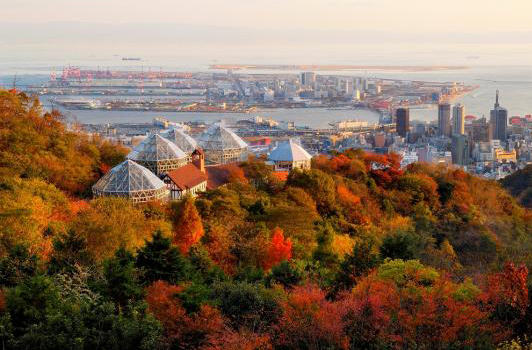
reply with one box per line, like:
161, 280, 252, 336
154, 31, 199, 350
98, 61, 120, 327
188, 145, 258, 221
262, 227, 292, 270
171, 196, 205, 254
274, 285, 349, 349
146, 280, 226, 348
2, 91, 532, 349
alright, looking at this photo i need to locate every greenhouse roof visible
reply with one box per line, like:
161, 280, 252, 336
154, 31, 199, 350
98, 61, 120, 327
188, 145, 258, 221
160, 128, 198, 154
92, 160, 166, 193
268, 139, 312, 162
127, 134, 187, 162
198, 124, 248, 151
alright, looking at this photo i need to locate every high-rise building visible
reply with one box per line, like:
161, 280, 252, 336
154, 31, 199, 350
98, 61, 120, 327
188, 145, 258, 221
451, 134, 470, 166
300, 72, 316, 87
466, 117, 491, 142
490, 90, 508, 142
438, 103, 452, 137
396, 108, 410, 137
452, 104, 465, 135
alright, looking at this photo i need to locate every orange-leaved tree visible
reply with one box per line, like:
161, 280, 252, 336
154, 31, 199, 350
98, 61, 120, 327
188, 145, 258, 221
171, 196, 204, 254
262, 227, 292, 270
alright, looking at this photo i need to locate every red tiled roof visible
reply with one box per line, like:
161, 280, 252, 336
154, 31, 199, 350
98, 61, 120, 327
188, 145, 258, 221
165, 163, 207, 190
205, 162, 242, 190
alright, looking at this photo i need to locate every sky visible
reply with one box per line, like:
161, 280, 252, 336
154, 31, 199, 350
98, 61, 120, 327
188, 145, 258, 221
2, 0, 532, 67
3, 0, 532, 32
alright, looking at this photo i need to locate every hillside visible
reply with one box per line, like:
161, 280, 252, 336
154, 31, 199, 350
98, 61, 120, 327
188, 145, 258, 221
1, 90, 532, 349
501, 164, 532, 208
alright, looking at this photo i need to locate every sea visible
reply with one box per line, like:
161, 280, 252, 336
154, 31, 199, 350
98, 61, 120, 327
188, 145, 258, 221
1, 60, 532, 129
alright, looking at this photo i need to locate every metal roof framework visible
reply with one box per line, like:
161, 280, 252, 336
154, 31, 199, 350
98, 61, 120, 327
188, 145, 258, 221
92, 160, 169, 203
160, 128, 198, 154
198, 124, 249, 164
198, 124, 248, 151
127, 134, 188, 176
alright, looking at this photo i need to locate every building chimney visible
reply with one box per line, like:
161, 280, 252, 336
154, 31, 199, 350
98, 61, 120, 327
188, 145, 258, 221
193, 149, 205, 173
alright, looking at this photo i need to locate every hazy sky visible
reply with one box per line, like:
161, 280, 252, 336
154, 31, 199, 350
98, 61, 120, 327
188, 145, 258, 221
4, 0, 532, 32
3, 0, 532, 66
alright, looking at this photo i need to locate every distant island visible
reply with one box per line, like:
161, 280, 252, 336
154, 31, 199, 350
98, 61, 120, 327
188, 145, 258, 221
210, 64, 469, 72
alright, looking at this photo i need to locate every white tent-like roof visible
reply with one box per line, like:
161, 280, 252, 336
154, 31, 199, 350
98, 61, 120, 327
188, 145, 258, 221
127, 134, 187, 162
92, 160, 166, 195
160, 128, 198, 154
268, 140, 312, 162
198, 124, 248, 151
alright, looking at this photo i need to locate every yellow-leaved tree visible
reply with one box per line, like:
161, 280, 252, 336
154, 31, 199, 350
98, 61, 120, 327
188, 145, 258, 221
71, 197, 171, 260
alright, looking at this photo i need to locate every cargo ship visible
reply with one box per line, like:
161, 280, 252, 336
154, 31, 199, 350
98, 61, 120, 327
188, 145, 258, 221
51, 98, 101, 110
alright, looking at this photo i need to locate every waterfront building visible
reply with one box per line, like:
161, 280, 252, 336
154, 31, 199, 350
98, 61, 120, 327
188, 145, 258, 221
438, 103, 452, 137
396, 108, 410, 137
198, 124, 248, 164
300, 72, 316, 87
331, 120, 369, 130
92, 160, 169, 203
452, 104, 465, 135
267, 139, 312, 172
127, 134, 188, 176
490, 90, 508, 142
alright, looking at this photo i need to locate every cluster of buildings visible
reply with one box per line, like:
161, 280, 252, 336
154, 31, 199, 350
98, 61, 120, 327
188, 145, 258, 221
92, 123, 312, 203
342, 90, 530, 179
205, 70, 471, 115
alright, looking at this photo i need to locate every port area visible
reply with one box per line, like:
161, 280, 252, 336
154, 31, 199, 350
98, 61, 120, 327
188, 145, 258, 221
51, 99, 256, 113
209, 64, 470, 72
24, 66, 477, 115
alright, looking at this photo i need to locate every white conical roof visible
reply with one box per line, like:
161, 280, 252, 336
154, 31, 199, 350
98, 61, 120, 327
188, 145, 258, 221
160, 128, 198, 154
268, 140, 312, 162
198, 124, 248, 151
127, 134, 187, 162
92, 160, 166, 194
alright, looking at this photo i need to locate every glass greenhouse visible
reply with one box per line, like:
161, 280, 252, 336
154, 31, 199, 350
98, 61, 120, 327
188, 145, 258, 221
198, 124, 248, 164
92, 160, 169, 203
160, 127, 198, 155
127, 134, 188, 176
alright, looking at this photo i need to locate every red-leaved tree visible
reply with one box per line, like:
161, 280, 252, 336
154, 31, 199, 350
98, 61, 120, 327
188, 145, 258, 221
273, 284, 349, 350
262, 227, 292, 270
145, 280, 226, 349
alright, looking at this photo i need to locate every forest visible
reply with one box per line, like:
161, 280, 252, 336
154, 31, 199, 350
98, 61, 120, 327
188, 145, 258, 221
2, 89, 532, 349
